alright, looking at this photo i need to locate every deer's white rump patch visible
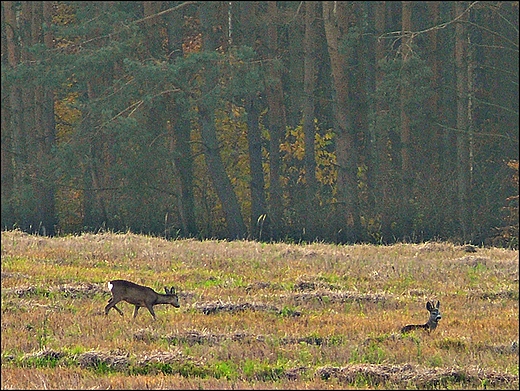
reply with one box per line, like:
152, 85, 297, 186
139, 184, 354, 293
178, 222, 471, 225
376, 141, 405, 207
108, 281, 113, 292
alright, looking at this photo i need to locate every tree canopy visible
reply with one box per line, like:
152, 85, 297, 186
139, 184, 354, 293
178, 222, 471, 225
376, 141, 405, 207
1, 1, 518, 247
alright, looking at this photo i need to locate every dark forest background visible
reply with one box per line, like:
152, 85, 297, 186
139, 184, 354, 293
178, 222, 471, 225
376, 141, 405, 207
1, 1, 518, 247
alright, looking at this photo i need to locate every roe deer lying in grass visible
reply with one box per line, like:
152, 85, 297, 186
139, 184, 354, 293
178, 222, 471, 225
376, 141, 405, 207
401, 300, 442, 334
105, 279, 180, 320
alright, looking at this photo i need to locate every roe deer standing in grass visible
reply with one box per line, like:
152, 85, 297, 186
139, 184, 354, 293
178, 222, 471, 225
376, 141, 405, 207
105, 279, 180, 320
401, 300, 442, 334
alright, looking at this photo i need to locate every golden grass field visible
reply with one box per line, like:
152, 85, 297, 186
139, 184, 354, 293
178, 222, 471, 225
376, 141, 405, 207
1, 230, 518, 389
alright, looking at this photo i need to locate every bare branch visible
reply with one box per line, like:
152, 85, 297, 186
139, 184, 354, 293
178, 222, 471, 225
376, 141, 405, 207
97, 89, 180, 129
52, 2, 199, 51
378, 2, 479, 42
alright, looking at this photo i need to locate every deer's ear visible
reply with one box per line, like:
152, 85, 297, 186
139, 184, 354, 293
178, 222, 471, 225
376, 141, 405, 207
436, 300, 440, 308
170, 286, 176, 294
164, 287, 170, 294
426, 301, 433, 311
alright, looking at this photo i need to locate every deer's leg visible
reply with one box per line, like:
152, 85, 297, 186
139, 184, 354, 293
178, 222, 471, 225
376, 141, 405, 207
133, 305, 140, 318
113, 305, 124, 316
105, 299, 124, 316
105, 299, 114, 315
145, 304, 157, 320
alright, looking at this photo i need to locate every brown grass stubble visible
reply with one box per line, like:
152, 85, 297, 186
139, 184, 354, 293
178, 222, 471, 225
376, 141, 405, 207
1, 230, 518, 389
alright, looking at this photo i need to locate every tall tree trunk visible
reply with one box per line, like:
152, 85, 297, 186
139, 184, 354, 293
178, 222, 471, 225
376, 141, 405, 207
165, 2, 197, 238
285, 3, 304, 128
264, 1, 286, 241
32, 1, 45, 230
32, 1, 57, 235
168, 112, 197, 239
425, 0, 445, 237
455, 1, 472, 242
22, 0, 52, 235
303, 1, 319, 242
374, 1, 393, 242
143, 1, 162, 57
354, 2, 369, 239
437, 2, 458, 236
167, 108, 197, 238
245, 94, 267, 240
399, 1, 413, 239
236, 1, 267, 240
364, 1, 377, 218
428, 1, 441, 155
1, 1, 14, 226
322, 1, 362, 243
198, 2, 247, 239
21, 3, 35, 198
5, 1, 28, 228
40, 1, 57, 235
81, 2, 110, 230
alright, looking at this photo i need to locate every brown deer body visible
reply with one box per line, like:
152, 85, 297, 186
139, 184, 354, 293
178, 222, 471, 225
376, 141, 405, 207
401, 300, 442, 334
105, 279, 180, 320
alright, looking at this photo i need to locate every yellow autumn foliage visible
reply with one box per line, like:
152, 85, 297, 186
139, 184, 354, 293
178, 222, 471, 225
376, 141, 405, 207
280, 121, 337, 186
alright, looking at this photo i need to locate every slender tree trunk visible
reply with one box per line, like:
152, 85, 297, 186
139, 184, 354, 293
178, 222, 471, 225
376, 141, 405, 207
322, 1, 362, 243
354, 2, 369, 239
364, 1, 377, 218
167, 110, 197, 237
32, 1, 57, 235
20, 2, 35, 175
428, 1, 440, 152
165, 7, 197, 238
81, 2, 110, 229
1, 1, 14, 225
40, 1, 57, 235
237, 1, 267, 240
198, 94, 248, 240
374, 1, 393, 242
426, 1, 450, 239
437, 2, 459, 236
399, 1, 413, 239
303, 1, 319, 242
264, 1, 286, 241
455, 1, 472, 242
143, 1, 162, 57
32, 1, 45, 206
285, 3, 304, 128
5, 1, 28, 227
245, 94, 267, 240
198, 2, 247, 239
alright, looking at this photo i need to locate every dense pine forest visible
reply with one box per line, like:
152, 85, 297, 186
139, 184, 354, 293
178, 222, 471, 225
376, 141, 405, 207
1, 1, 518, 246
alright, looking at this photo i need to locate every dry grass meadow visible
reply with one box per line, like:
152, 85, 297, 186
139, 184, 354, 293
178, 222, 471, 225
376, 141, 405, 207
1, 230, 518, 389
